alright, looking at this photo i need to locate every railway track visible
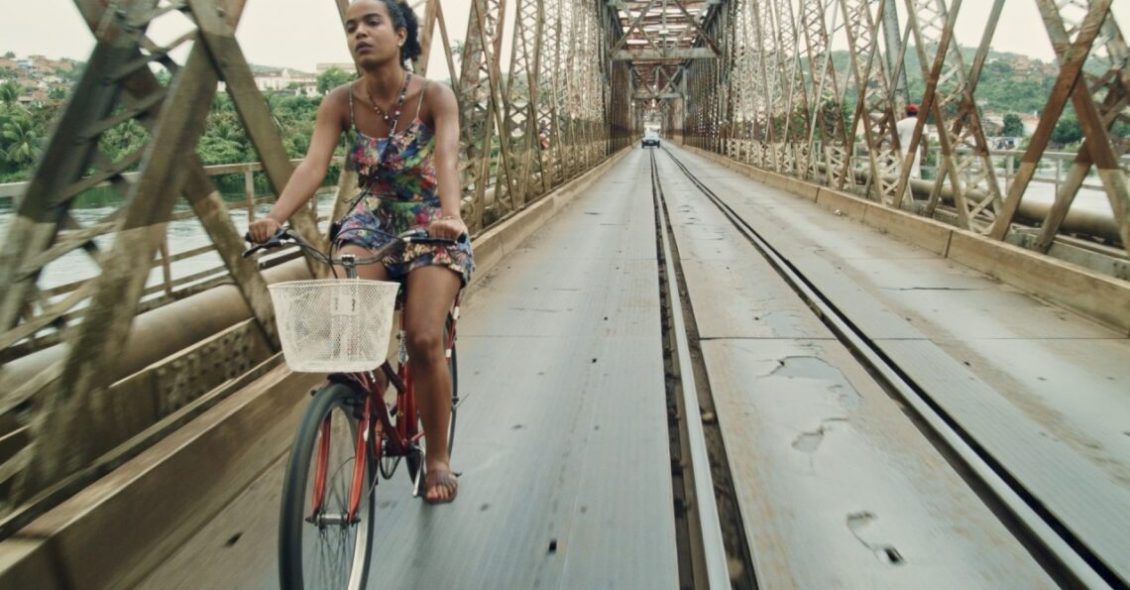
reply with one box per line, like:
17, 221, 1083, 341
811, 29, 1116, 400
648, 146, 1121, 590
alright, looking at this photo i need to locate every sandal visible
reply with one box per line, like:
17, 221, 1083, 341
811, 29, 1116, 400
423, 468, 459, 504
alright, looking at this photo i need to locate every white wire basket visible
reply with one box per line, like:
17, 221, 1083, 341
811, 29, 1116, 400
268, 279, 400, 373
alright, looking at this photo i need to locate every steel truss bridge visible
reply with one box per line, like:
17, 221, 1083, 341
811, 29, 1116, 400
0, 1, 1128, 588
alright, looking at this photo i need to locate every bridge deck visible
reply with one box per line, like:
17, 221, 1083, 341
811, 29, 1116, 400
131, 145, 1128, 588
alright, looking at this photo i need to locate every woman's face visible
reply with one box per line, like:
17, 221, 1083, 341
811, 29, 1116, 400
345, 1, 405, 68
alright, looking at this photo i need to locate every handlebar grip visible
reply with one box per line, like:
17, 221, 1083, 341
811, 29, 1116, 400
242, 227, 291, 258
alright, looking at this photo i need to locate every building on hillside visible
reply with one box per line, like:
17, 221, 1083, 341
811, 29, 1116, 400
981, 113, 1005, 136
253, 68, 317, 97
17, 88, 48, 106
316, 63, 355, 75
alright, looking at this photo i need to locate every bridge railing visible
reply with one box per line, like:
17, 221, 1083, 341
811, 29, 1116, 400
683, 0, 1129, 266
0, 159, 342, 362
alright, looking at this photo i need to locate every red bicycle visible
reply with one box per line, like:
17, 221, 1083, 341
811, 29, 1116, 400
244, 227, 463, 590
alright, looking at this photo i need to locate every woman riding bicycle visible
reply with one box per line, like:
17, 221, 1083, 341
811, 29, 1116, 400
248, 0, 471, 504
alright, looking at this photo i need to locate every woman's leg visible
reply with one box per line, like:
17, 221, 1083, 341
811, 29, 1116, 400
403, 265, 462, 502
333, 244, 390, 280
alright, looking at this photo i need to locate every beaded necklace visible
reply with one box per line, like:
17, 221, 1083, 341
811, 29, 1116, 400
365, 71, 412, 127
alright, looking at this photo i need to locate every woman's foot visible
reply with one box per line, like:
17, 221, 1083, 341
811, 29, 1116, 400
424, 465, 458, 504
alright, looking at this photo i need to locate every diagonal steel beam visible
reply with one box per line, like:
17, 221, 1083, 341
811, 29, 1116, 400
988, 0, 1119, 243
14, 0, 253, 505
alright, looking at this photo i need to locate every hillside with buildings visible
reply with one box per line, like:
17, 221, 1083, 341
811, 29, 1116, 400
0, 52, 82, 106
0, 51, 359, 184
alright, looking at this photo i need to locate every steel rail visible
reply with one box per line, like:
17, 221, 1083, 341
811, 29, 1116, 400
649, 150, 733, 589
659, 146, 1117, 589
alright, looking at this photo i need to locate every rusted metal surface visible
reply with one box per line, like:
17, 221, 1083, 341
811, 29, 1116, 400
902, 0, 1004, 226
682, 0, 1128, 259
996, 0, 1130, 253
14, 0, 254, 508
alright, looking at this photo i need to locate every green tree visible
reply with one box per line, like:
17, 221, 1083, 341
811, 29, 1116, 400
48, 87, 67, 101
0, 81, 19, 105
1051, 113, 1082, 146
197, 111, 251, 165
317, 67, 354, 95
1002, 113, 1024, 137
1, 109, 42, 168
99, 119, 148, 161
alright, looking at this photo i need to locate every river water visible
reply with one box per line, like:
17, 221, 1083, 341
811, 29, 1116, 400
0, 193, 337, 294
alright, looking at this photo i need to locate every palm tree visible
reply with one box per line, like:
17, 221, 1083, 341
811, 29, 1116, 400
1, 110, 41, 167
0, 81, 20, 106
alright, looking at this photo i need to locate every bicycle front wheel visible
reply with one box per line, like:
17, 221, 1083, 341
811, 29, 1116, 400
279, 383, 376, 590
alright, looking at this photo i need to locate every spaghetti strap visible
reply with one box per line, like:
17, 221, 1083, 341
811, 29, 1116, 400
415, 80, 428, 118
348, 82, 357, 131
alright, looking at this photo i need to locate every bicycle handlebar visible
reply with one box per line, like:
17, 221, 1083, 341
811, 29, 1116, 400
242, 226, 465, 270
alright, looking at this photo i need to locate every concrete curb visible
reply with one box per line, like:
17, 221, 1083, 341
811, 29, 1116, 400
684, 146, 1130, 335
0, 146, 632, 589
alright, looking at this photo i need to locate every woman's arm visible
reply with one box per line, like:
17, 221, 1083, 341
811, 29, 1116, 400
248, 86, 348, 242
427, 81, 468, 239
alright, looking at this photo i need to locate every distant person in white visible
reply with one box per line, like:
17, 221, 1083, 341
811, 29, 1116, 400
896, 103, 925, 179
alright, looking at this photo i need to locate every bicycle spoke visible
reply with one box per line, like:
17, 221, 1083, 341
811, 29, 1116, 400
284, 396, 374, 590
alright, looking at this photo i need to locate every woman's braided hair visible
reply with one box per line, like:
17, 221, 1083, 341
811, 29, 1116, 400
378, 0, 422, 67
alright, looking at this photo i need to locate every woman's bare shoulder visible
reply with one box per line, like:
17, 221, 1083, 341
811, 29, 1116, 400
317, 82, 357, 129
421, 78, 456, 111
422, 78, 455, 99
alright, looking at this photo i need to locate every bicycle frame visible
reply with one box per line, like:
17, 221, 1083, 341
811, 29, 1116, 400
245, 226, 466, 525
308, 291, 463, 524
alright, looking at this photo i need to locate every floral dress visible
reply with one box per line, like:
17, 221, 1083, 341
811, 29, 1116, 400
335, 82, 474, 285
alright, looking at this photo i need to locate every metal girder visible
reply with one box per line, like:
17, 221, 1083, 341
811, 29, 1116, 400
537, 0, 564, 186
504, 0, 546, 205
0, 0, 161, 353
634, 92, 683, 100
10, 0, 256, 507
991, 0, 1129, 255
613, 47, 716, 60
611, 0, 720, 121
771, 0, 810, 176
752, 0, 780, 169
902, 0, 1004, 229
840, 0, 901, 205
685, 0, 1125, 258
458, 0, 510, 229
801, 0, 850, 186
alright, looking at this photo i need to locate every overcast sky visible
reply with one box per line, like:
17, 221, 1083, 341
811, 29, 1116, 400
2, 1, 1127, 74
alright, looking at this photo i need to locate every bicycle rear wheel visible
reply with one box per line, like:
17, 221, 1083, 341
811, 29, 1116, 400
279, 383, 375, 590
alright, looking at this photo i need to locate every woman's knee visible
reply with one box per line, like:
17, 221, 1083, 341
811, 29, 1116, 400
405, 329, 444, 364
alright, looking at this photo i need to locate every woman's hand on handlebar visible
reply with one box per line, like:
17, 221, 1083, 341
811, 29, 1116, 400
428, 215, 468, 241
247, 217, 282, 244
